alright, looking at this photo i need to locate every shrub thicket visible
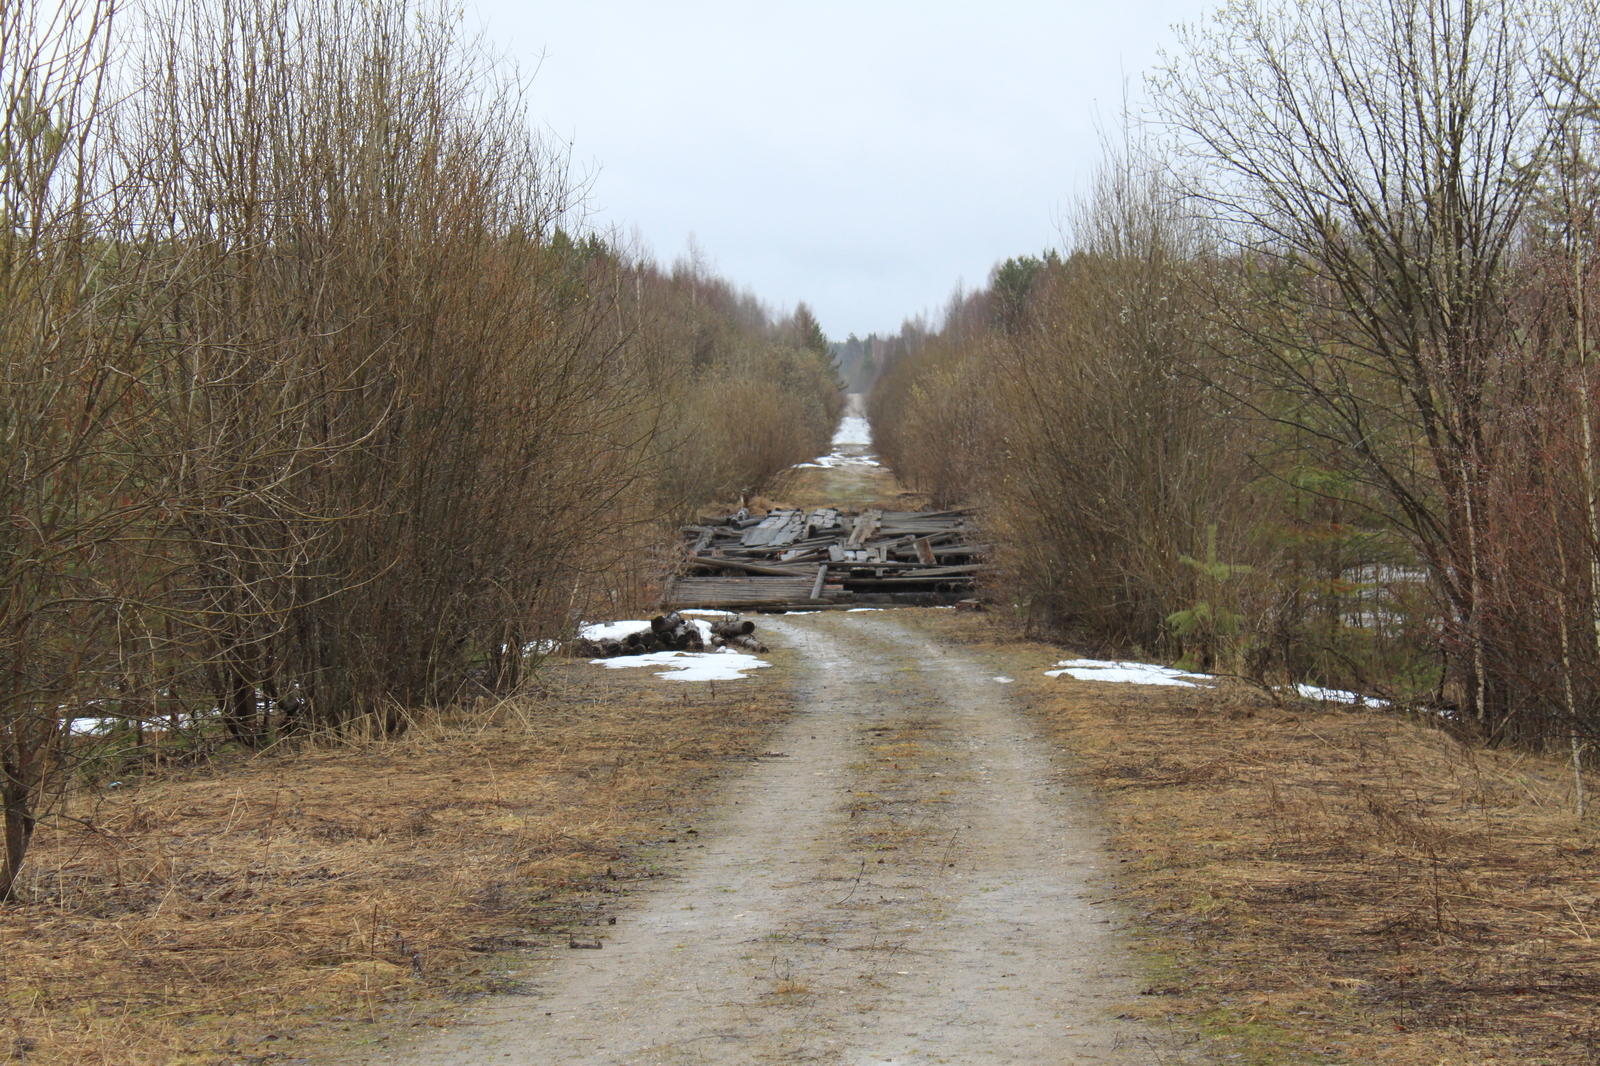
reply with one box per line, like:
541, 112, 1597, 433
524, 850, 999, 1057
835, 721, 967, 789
0, 0, 839, 898
870, 0, 1600, 761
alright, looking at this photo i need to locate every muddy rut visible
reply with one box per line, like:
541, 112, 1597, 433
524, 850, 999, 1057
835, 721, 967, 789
367, 612, 1199, 1065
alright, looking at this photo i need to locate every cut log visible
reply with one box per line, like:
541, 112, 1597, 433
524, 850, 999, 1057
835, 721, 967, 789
717, 632, 769, 654
650, 613, 704, 651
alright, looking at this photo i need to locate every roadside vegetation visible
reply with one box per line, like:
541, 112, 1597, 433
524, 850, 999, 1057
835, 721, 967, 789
914, 607, 1600, 1066
0, 0, 839, 908
870, 0, 1600, 767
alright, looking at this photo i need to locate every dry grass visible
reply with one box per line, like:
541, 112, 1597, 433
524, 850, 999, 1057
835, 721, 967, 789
1, 653, 797, 1065
905, 607, 1600, 1065
764, 466, 926, 513
23, 600, 1600, 1065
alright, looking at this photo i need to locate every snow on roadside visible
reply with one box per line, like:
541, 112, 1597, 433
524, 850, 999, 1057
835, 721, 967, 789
580, 618, 719, 644
1045, 659, 1213, 688
793, 453, 879, 470
1044, 656, 1388, 706
1296, 683, 1388, 707
592, 648, 770, 682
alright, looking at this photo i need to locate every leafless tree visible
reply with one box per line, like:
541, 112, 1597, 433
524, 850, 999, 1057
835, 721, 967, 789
1154, 0, 1587, 730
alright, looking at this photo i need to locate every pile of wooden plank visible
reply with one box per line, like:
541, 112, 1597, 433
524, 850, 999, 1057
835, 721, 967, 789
664, 507, 981, 610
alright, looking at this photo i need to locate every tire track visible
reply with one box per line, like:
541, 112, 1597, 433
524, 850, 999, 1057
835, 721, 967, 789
363, 612, 1200, 1065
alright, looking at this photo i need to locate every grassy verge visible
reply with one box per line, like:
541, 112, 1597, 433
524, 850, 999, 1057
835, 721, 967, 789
906, 607, 1600, 1066
1, 650, 798, 1065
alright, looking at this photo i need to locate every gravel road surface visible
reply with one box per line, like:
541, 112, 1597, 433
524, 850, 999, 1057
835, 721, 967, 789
364, 611, 1201, 1065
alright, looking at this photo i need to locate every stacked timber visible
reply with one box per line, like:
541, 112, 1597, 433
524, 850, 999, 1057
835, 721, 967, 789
665, 507, 981, 610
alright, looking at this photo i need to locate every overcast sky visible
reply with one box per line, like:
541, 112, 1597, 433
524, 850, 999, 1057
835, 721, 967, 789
466, 1, 1214, 340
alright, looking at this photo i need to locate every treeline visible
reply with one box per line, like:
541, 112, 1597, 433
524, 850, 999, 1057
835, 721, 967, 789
871, 0, 1600, 757
0, 0, 837, 896
831, 332, 898, 393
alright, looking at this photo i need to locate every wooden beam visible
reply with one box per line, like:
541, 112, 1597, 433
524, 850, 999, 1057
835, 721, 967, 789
810, 563, 828, 600
688, 556, 814, 577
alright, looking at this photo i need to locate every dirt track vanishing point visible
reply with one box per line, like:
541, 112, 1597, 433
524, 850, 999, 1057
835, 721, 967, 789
360, 611, 1201, 1065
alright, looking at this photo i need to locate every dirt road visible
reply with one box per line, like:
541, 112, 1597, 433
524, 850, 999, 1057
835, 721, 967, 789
365, 611, 1200, 1065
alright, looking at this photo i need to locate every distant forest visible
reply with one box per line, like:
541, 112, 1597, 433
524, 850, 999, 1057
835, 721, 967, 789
830, 334, 893, 394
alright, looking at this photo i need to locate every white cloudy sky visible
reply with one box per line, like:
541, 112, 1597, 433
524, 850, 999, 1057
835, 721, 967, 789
466, 1, 1214, 339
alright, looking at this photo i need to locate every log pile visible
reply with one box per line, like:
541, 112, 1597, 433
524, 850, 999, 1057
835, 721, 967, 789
666, 507, 981, 610
577, 613, 768, 659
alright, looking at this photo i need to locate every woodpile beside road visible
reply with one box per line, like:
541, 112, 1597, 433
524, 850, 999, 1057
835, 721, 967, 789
664, 507, 981, 611
577, 613, 770, 658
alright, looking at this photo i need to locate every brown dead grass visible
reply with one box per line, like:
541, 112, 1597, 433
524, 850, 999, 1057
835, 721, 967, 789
1, 651, 797, 1065
24, 598, 1600, 1066
902, 607, 1600, 1066
761, 465, 926, 514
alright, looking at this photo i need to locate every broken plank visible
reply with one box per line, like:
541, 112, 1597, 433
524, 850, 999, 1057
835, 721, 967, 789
689, 556, 815, 577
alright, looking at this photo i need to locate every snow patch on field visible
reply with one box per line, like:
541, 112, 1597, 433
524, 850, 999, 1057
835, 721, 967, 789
579, 620, 652, 642
591, 648, 770, 682
1296, 683, 1388, 707
1045, 659, 1213, 688
580, 618, 717, 644
1045, 657, 1388, 705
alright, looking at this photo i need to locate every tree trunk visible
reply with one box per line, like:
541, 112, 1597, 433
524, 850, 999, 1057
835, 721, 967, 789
1, 734, 38, 901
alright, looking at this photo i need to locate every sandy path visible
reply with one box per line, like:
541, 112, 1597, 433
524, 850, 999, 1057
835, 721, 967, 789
363, 612, 1198, 1065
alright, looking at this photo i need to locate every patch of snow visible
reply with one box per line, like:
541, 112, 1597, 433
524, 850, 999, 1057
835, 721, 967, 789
846, 607, 884, 612
831, 415, 872, 446
794, 452, 881, 470
681, 609, 737, 619
1045, 658, 1213, 688
579, 619, 652, 642
993, 676, 1015, 684
1296, 683, 1388, 707
782, 610, 820, 615
591, 648, 770, 682
580, 617, 716, 645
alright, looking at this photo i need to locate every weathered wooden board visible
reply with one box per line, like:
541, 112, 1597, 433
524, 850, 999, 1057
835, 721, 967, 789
664, 575, 837, 608
740, 510, 809, 548
673, 504, 981, 608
